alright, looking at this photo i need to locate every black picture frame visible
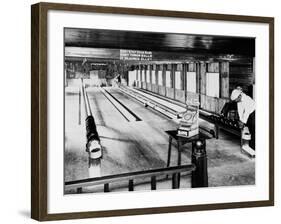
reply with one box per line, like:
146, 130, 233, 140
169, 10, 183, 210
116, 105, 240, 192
31, 2, 274, 221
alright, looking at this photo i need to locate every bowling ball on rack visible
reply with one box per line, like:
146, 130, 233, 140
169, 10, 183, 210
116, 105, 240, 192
233, 122, 239, 128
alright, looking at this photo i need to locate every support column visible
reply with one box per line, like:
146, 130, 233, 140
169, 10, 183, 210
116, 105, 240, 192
150, 64, 152, 84
163, 64, 166, 87
196, 63, 200, 94
184, 63, 187, 102
144, 65, 147, 89
199, 63, 207, 109
172, 64, 176, 99
200, 63, 207, 95
220, 61, 230, 98
155, 64, 158, 85
140, 65, 143, 88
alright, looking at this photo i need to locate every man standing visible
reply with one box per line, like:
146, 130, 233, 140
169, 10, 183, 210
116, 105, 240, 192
230, 88, 256, 150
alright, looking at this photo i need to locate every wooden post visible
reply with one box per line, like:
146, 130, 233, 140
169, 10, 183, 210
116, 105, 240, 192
166, 136, 172, 168
172, 64, 176, 99
78, 88, 81, 125
180, 63, 184, 91
163, 64, 166, 96
172, 173, 180, 189
150, 64, 152, 84
191, 139, 208, 188
220, 62, 230, 98
200, 62, 207, 95
151, 176, 157, 190
199, 63, 206, 110
104, 183, 109, 192
128, 179, 134, 191
196, 62, 200, 94
155, 64, 158, 85
139, 67, 141, 88
155, 64, 159, 94
135, 69, 138, 87
140, 66, 142, 82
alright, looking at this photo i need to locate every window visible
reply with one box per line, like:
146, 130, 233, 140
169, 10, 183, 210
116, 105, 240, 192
136, 70, 139, 81
206, 72, 220, 97
158, 71, 163, 86
146, 70, 150, 83
141, 70, 145, 82
186, 72, 196, 93
175, 71, 182, 89
151, 71, 156, 84
166, 71, 171, 88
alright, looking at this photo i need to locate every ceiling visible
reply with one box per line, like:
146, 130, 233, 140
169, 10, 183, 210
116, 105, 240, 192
64, 28, 255, 57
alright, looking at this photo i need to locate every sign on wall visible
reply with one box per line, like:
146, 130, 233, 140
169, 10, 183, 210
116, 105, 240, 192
120, 49, 152, 61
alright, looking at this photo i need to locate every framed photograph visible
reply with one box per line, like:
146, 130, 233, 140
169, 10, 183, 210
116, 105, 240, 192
31, 2, 274, 221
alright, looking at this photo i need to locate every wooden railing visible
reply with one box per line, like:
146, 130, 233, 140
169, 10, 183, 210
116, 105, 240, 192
65, 164, 198, 193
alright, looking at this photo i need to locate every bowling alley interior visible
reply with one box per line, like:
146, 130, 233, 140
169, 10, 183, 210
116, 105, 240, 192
64, 28, 256, 194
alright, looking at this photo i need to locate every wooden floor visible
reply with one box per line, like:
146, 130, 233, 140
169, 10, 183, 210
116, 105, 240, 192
64, 86, 255, 194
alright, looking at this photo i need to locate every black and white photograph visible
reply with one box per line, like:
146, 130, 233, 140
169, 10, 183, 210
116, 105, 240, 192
64, 27, 256, 194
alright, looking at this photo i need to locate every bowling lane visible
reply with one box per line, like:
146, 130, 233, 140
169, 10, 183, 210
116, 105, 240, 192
83, 87, 182, 177
86, 87, 128, 126
106, 87, 175, 123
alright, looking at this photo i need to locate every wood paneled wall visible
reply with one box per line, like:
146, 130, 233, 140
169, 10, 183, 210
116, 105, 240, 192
229, 60, 254, 97
131, 59, 253, 114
